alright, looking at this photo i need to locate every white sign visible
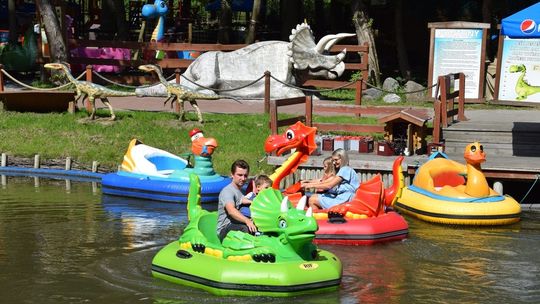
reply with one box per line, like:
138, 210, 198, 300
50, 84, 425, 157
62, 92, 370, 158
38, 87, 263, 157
431, 29, 483, 99
498, 37, 540, 102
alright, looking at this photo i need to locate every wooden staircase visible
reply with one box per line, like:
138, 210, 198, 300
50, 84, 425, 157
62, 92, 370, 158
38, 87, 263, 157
443, 119, 540, 157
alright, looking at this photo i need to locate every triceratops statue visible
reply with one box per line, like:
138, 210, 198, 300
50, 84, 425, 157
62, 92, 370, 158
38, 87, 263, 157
136, 23, 355, 99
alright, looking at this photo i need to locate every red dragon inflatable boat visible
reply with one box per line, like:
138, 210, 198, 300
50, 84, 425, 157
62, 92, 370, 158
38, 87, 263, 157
264, 122, 408, 245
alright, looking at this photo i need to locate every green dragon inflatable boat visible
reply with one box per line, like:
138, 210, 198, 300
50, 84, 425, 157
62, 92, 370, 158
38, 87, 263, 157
151, 174, 342, 297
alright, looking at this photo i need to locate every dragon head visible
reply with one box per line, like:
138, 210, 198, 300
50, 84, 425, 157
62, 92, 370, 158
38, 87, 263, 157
142, 0, 168, 18
288, 23, 355, 80
190, 129, 218, 157
264, 121, 317, 156
251, 189, 317, 250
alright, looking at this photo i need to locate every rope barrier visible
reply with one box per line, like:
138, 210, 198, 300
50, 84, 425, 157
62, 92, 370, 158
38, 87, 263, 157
521, 174, 540, 207
92, 70, 176, 89
2, 66, 436, 97
1, 69, 85, 91
269, 74, 358, 92
180, 74, 265, 92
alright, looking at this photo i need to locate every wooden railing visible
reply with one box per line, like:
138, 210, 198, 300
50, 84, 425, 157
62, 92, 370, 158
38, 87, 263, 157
268, 95, 386, 136
432, 72, 467, 143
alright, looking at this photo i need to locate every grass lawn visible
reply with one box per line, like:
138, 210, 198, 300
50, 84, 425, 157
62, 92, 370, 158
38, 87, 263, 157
0, 108, 379, 176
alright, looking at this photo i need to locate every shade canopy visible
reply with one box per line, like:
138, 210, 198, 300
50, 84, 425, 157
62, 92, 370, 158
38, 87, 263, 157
501, 2, 540, 38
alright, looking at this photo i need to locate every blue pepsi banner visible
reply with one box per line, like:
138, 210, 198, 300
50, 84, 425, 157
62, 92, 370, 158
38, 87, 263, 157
501, 2, 540, 38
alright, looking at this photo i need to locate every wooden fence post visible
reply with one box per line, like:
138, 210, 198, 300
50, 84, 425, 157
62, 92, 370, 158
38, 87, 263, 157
457, 72, 466, 121
85, 65, 93, 113
305, 95, 313, 127
264, 71, 270, 114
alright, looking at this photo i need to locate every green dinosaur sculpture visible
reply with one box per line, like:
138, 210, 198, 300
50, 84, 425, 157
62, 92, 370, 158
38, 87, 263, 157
138, 64, 220, 123
44, 62, 136, 120
509, 64, 540, 100
180, 174, 319, 263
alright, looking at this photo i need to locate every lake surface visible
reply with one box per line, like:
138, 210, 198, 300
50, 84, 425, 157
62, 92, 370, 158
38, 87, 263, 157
0, 176, 539, 304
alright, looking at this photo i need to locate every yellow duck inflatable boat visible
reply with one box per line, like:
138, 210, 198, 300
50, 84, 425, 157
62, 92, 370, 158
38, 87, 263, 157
395, 142, 521, 225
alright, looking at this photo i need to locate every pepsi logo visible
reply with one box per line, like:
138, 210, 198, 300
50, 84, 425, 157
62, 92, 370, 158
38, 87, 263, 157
520, 19, 537, 34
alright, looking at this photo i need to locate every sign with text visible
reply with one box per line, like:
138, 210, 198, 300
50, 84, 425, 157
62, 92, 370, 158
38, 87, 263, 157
430, 28, 483, 99
498, 37, 540, 102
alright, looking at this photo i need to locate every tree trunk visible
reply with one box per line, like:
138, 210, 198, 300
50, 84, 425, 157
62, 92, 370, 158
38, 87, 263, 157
36, 0, 67, 63
394, 0, 410, 80
217, 0, 232, 43
351, 1, 381, 87
8, 0, 17, 43
245, 0, 262, 44
101, 0, 129, 40
279, 0, 302, 41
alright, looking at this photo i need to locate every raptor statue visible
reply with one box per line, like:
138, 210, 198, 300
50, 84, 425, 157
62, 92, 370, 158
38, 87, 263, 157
44, 62, 136, 120
136, 23, 355, 99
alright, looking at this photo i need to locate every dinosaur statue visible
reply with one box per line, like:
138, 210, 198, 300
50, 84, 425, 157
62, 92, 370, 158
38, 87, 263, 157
137, 23, 354, 99
142, 0, 168, 59
138, 64, 221, 123
264, 121, 405, 219
44, 63, 136, 120
509, 64, 540, 100
0, 25, 37, 72
179, 173, 318, 262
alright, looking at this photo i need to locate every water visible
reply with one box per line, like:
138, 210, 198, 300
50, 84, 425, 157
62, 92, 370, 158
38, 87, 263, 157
1, 176, 539, 304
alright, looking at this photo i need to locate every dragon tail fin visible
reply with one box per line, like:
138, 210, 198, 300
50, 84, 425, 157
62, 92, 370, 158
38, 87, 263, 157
383, 156, 405, 207
187, 173, 202, 221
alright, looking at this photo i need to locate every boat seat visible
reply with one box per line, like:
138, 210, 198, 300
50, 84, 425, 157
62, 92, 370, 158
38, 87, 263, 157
198, 213, 221, 246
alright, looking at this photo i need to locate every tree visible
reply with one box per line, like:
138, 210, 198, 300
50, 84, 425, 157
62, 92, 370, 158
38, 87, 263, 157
101, 0, 129, 40
35, 0, 67, 63
351, 0, 381, 87
217, 0, 232, 43
394, 0, 410, 80
245, 0, 262, 44
8, 0, 17, 44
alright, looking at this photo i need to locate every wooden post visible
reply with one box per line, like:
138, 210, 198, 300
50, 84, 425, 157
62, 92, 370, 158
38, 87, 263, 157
0, 64, 4, 92
65, 157, 72, 170
85, 65, 93, 113
305, 95, 313, 127
1, 153, 6, 167
264, 71, 270, 114
457, 73, 466, 121
34, 155, 40, 169
269, 99, 278, 135
92, 161, 99, 173
355, 78, 362, 109
440, 75, 449, 128
433, 100, 441, 144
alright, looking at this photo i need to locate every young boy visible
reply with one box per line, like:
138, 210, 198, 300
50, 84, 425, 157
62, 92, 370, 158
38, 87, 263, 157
239, 174, 273, 218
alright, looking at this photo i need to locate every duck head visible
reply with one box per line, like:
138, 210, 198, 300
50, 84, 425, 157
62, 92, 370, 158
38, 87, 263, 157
464, 142, 486, 166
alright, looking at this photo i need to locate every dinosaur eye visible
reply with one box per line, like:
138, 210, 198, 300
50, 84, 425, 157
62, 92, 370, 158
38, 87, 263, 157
286, 130, 295, 140
279, 219, 287, 229
471, 145, 476, 152
160, 1, 166, 8
480, 145, 484, 152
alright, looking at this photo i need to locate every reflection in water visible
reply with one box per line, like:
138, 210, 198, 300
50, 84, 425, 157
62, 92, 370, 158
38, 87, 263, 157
0, 177, 539, 303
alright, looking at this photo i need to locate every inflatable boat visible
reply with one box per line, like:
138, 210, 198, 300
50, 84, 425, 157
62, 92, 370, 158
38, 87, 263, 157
152, 175, 342, 297
102, 135, 230, 203
395, 144, 521, 225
